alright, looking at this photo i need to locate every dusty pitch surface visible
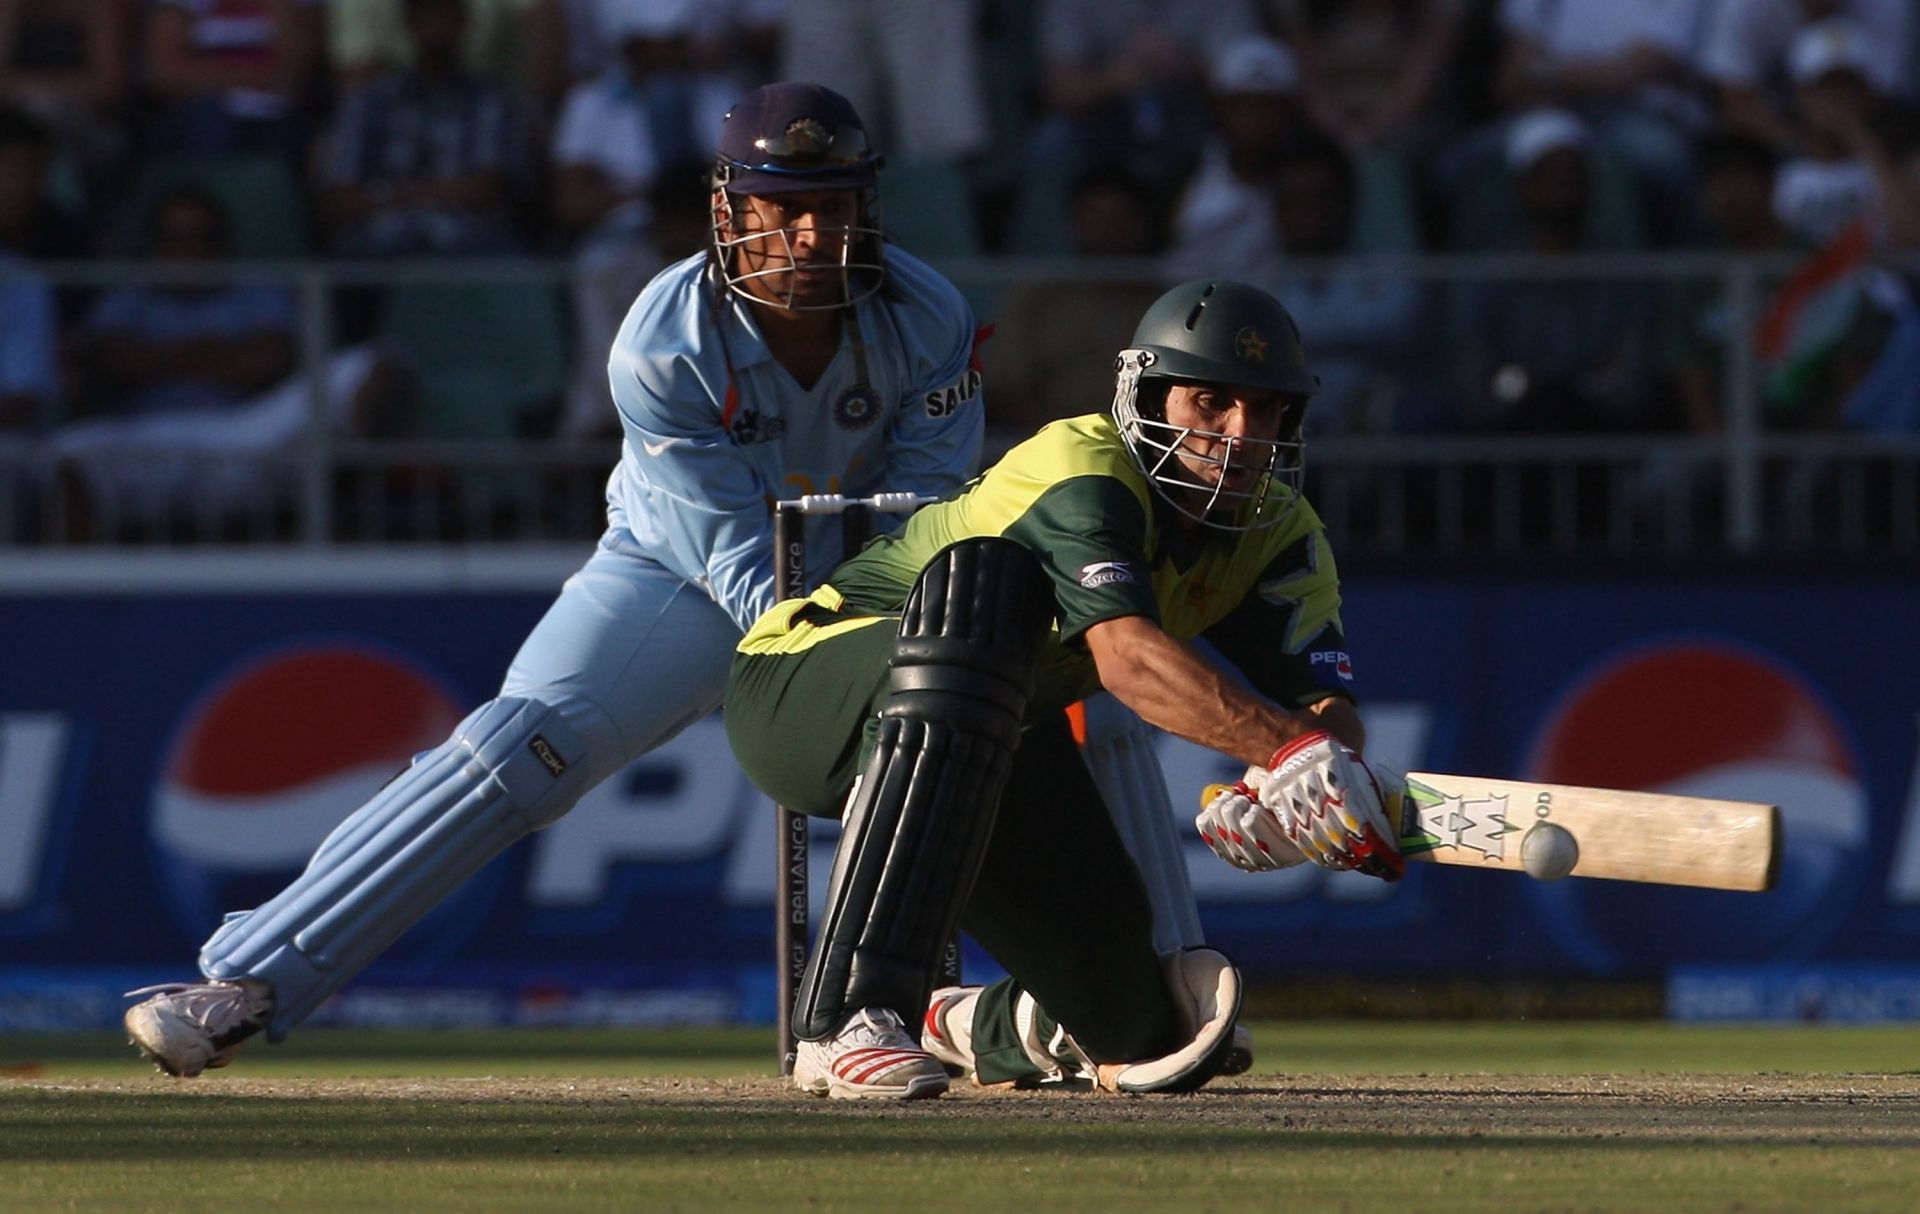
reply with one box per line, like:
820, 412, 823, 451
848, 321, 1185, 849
22, 1072, 1920, 1137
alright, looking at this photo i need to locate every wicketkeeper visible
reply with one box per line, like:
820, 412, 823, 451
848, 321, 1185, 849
726, 279, 1406, 1100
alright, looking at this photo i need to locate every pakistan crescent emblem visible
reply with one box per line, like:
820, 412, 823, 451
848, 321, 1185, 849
1235, 327, 1269, 364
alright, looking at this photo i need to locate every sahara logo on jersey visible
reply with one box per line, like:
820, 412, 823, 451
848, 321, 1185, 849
923, 367, 981, 418
1078, 560, 1139, 588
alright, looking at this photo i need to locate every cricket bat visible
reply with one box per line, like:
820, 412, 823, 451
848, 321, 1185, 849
1202, 774, 1781, 892
1396, 772, 1781, 891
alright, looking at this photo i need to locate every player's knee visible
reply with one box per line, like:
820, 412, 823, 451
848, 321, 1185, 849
889, 538, 1056, 732
455, 696, 591, 829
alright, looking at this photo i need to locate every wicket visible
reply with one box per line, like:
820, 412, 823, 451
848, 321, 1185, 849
770, 492, 960, 1076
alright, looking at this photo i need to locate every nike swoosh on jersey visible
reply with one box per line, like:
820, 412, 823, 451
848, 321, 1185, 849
642, 438, 681, 457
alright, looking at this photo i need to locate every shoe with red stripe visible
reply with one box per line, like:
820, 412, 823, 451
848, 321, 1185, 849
921, 986, 979, 1074
793, 1008, 949, 1100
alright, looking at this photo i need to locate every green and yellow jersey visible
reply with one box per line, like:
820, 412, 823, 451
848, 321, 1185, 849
739, 414, 1355, 712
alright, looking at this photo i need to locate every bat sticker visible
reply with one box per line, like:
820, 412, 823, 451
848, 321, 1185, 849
1401, 778, 1520, 861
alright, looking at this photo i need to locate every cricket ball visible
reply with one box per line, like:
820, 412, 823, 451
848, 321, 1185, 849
1520, 822, 1579, 882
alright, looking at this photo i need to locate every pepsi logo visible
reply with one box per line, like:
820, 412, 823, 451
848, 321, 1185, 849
1310, 650, 1354, 680
1522, 640, 1866, 967
155, 645, 463, 870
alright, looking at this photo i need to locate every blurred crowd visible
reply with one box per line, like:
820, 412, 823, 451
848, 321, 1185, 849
3, 0, 1919, 543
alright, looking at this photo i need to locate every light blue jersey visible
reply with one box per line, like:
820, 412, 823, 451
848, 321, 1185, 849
605, 247, 984, 632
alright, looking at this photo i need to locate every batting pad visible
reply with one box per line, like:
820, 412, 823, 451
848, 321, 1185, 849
1078, 693, 1205, 955
794, 538, 1055, 1039
199, 696, 588, 1039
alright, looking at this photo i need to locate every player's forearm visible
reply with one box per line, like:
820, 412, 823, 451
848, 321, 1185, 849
1085, 615, 1311, 767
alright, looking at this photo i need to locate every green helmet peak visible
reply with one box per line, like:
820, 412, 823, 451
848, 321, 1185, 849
1128, 280, 1319, 397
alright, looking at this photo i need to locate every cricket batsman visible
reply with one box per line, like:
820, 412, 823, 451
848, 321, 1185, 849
726, 279, 1405, 1100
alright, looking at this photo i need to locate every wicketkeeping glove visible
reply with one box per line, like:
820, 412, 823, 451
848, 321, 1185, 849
1196, 731, 1406, 881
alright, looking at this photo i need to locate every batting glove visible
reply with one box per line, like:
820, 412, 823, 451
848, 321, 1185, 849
1247, 731, 1406, 881
1195, 781, 1307, 872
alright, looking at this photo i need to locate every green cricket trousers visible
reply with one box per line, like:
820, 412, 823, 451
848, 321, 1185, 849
726, 592, 1182, 1083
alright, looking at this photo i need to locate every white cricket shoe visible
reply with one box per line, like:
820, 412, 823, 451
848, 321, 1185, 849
919, 951, 1245, 1094
793, 1008, 949, 1101
920, 984, 1092, 1089
922, 985, 980, 1074
123, 980, 273, 1077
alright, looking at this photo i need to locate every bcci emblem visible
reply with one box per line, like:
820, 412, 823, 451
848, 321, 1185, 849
834, 385, 880, 430
784, 118, 830, 156
1234, 327, 1269, 364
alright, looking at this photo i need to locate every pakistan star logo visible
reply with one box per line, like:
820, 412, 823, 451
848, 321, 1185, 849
1235, 327, 1269, 364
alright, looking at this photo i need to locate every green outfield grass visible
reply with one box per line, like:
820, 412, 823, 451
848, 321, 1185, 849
4, 1023, 1919, 1213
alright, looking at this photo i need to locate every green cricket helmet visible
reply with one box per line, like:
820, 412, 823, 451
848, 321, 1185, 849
1111, 279, 1319, 530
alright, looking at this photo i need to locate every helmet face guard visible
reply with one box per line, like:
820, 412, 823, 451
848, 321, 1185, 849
1112, 349, 1307, 531
1112, 280, 1319, 532
709, 175, 886, 312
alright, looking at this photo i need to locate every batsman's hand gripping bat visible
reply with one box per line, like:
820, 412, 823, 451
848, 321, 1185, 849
1202, 772, 1780, 892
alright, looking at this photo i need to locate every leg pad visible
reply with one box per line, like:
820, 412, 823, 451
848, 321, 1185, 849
200, 696, 588, 1038
794, 538, 1054, 1039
